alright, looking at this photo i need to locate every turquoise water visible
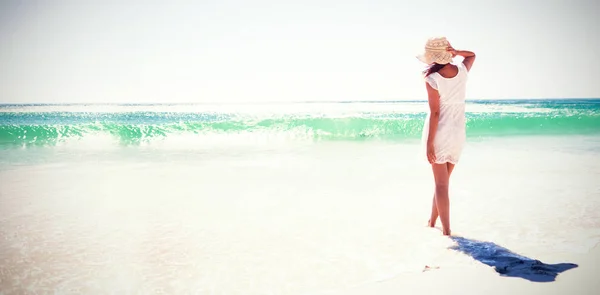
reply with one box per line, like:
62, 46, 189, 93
1, 99, 598, 147
1, 99, 599, 294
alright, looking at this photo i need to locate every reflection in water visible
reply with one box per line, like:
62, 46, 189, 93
449, 237, 578, 282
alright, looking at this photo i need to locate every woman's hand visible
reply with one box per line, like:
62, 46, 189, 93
446, 43, 457, 57
427, 143, 436, 164
446, 42, 476, 71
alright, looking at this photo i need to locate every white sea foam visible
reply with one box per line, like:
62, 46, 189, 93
0, 101, 556, 115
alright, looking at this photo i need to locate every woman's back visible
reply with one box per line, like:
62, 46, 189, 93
426, 63, 468, 104
424, 62, 468, 128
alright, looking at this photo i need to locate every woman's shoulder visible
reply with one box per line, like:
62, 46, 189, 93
424, 74, 438, 89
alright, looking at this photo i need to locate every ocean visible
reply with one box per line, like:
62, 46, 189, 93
1, 99, 599, 294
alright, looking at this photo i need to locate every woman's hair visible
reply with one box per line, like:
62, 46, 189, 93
423, 63, 446, 77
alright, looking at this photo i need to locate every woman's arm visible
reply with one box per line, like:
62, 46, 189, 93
447, 44, 476, 71
426, 81, 440, 163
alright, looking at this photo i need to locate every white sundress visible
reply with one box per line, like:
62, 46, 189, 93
421, 62, 468, 164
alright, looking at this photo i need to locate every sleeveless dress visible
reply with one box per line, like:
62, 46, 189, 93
421, 62, 468, 164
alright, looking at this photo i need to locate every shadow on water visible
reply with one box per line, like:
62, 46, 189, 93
449, 236, 578, 282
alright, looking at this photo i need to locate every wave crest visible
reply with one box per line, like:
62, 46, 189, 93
1, 111, 599, 147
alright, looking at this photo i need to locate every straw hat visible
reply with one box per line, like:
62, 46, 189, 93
416, 37, 453, 65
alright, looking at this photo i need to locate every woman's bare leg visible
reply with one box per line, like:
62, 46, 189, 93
446, 162, 455, 177
428, 163, 455, 228
428, 193, 438, 227
430, 163, 453, 235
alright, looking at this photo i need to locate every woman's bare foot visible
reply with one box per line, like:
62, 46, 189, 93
427, 219, 436, 227
442, 228, 451, 236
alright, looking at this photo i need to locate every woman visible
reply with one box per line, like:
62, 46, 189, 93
417, 37, 475, 236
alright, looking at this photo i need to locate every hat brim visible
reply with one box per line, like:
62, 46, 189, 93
416, 51, 453, 65
416, 54, 430, 64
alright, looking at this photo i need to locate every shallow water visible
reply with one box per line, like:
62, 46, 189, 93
1, 133, 599, 294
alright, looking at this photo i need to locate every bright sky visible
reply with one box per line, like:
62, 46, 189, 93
1, 0, 598, 103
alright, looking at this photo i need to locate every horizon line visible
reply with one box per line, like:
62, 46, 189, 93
1, 97, 599, 106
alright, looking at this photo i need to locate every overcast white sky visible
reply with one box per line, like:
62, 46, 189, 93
1, 0, 598, 103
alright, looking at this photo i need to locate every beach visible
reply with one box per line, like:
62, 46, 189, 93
1, 100, 599, 294
331, 243, 600, 295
